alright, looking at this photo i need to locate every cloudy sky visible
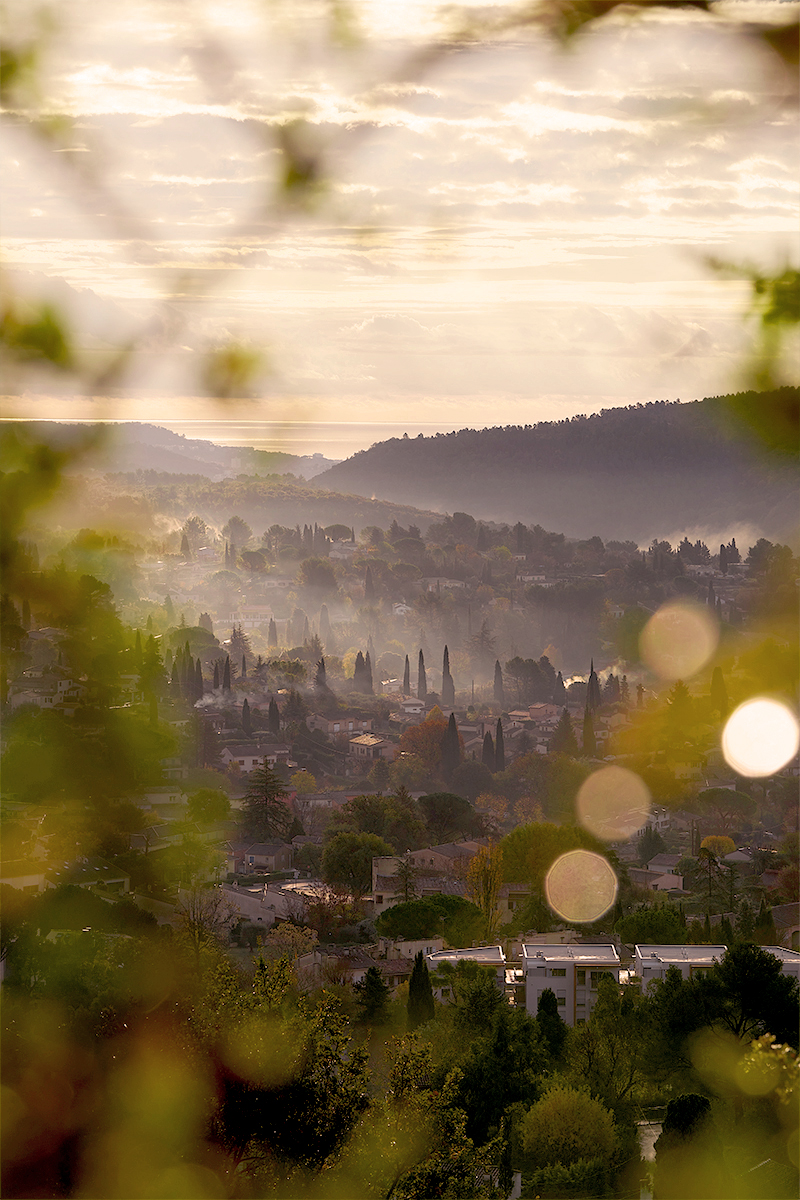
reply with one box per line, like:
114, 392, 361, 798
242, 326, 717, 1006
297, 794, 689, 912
2, 0, 798, 457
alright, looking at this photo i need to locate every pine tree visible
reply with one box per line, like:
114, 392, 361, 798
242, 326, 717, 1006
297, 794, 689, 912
241, 765, 292, 841
441, 645, 455, 707
495, 717, 505, 772
493, 659, 504, 709
482, 731, 495, 772
268, 617, 278, 648
620, 675, 630, 704
268, 696, 281, 736
353, 965, 391, 1023
402, 654, 411, 696
223, 656, 231, 692
407, 950, 435, 1030
582, 704, 596, 756
417, 650, 427, 701
242, 698, 251, 734
550, 708, 578, 756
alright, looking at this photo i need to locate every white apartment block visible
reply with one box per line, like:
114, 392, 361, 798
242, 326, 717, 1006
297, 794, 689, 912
635, 945, 726, 985
635, 944, 800, 987
426, 946, 506, 1000
522, 943, 620, 1026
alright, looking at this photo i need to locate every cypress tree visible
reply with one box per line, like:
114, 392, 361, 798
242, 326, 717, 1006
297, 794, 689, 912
195, 658, 203, 699
315, 657, 327, 691
268, 696, 281, 736
552, 670, 567, 706
493, 659, 504, 708
241, 697, 251, 734
407, 950, 435, 1030
719, 543, 728, 574
495, 717, 505, 771
171, 660, 179, 689
180, 532, 191, 559
134, 630, 143, 670
164, 594, 175, 623
364, 651, 374, 695
213, 661, 220, 690
582, 704, 596, 756
417, 650, 427, 701
21, 598, 31, 630
441, 644, 455, 707
241, 654, 247, 679
707, 580, 716, 608
442, 711, 461, 779
587, 660, 602, 712
223, 656, 231, 692
482, 731, 495, 772
402, 655, 410, 696
353, 651, 366, 692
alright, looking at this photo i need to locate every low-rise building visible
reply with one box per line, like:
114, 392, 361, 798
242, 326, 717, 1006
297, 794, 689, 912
349, 733, 394, 761
522, 943, 621, 1025
308, 714, 373, 736
634, 944, 727, 986
426, 945, 506, 1000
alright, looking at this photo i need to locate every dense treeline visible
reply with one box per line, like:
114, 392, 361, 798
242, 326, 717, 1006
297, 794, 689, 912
315, 391, 800, 541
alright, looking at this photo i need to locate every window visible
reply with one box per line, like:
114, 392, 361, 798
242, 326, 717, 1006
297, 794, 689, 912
576, 969, 586, 985
557, 997, 566, 1007
376, 895, 383, 905
550, 968, 566, 977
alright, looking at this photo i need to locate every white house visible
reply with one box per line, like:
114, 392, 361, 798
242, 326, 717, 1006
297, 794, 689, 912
522, 943, 621, 1026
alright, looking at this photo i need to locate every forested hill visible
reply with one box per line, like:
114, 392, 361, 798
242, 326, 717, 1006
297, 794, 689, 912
314, 391, 799, 543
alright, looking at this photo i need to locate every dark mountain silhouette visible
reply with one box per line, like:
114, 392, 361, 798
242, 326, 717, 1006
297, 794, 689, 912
314, 392, 799, 543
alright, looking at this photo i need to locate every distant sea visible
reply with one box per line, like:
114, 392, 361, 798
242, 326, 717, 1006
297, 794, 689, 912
155, 419, 449, 461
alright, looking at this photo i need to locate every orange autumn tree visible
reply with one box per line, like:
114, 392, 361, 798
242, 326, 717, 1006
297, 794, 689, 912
396, 706, 450, 776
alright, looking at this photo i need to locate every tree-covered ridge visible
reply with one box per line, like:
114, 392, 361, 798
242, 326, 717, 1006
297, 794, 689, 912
314, 390, 799, 541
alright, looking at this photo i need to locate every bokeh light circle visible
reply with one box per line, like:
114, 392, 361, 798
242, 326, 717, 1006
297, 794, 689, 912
639, 601, 718, 681
544, 850, 618, 923
577, 766, 651, 841
721, 697, 800, 777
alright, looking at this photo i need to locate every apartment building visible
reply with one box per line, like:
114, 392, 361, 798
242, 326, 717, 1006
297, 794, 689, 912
521, 943, 621, 1026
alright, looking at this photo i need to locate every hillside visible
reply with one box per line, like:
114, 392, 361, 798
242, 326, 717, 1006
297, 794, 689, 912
40, 421, 338, 481
66, 472, 444, 538
314, 392, 799, 544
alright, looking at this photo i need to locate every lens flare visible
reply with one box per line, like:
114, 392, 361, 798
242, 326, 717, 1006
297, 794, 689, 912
577, 765, 651, 841
722, 697, 800, 777
544, 850, 618, 923
639, 601, 718, 681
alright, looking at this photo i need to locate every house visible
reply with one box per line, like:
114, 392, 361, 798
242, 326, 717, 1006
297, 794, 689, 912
0, 859, 49, 893
241, 842, 293, 873
398, 698, 426, 717
406, 841, 486, 875
227, 604, 274, 630
426, 946, 506, 1000
349, 733, 394, 761
628, 867, 684, 892
46, 857, 131, 895
307, 714, 373, 736
220, 745, 265, 772
521, 943, 621, 1026
139, 785, 188, 811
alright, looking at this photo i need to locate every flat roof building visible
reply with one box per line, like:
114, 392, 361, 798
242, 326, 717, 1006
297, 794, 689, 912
635, 945, 727, 986
522, 943, 620, 1026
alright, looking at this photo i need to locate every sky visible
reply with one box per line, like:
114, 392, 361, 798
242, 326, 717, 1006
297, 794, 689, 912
2, 0, 798, 459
